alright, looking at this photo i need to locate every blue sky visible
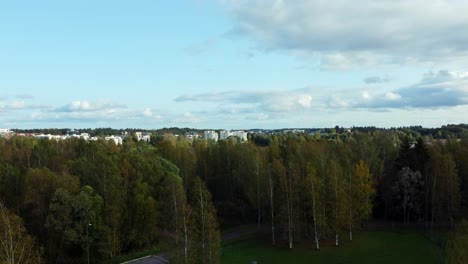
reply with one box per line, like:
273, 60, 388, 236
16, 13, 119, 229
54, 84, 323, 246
1, 0, 468, 129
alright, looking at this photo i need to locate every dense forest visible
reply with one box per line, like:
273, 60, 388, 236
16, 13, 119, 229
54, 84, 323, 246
1, 128, 468, 263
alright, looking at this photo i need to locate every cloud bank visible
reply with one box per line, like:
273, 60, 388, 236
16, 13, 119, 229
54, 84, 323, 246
176, 70, 468, 115
224, 0, 468, 67
54, 100, 127, 112
329, 70, 468, 109
175, 88, 314, 113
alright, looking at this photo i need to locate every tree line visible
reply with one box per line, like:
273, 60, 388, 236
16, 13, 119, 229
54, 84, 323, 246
156, 132, 468, 244
1, 129, 468, 263
0, 137, 219, 264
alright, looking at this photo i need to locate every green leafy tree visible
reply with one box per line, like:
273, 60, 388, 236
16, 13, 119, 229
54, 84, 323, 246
161, 158, 193, 264
243, 145, 266, 228
391, 167, 423, 223
22, 168, 79, 241
276, 159, 294, 249
45, 186, 104, 263
429, 143, 461, 226
0, 200, 44, 264
350, 160, 375, 240
326, 159, 347, 246
304, 164, 325, 250
0, 163, 22, 210
446, 220, 468, 264
188, 177, 221, 264
68, 142, 123, 257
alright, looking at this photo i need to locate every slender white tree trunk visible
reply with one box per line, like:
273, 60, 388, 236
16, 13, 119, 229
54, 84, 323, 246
447, 159, 454, 227
335, 170, 339, 246
256, 160, 261, 228
287, 172, 293, 249
268, 167, 275, 246
209, 236, 212, 264
287, 188, 292, 249
349, 172, 353, 241
312, 182, 319, 250
173, 182, 179, 245
183, 214, 188, 264
431, 173, 437, 229
200, 185, 206, 264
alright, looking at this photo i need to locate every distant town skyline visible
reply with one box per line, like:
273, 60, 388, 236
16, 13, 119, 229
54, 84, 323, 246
1, 0, 468, 129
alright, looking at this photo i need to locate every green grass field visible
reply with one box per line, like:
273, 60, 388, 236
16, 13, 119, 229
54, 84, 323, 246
221, 231, 443, 264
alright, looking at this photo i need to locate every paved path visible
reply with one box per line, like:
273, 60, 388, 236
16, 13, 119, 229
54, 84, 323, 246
124, 227, 262, 264
121, 255, 168, 264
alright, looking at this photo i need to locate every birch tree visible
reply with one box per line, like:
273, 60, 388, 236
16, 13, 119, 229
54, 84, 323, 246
267, 138, 282, 246
189, 177, 221, 264
326, 159, 347, 246
169, 176, 191, 264
305, 164, 324, 250
0, 200, 44, 264
429, 144, 461, 226
267, 162, 276, 246
274, 157, 295, 249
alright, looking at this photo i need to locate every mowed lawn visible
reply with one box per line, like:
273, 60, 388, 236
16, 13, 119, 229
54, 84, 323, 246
221, 231, 442, 264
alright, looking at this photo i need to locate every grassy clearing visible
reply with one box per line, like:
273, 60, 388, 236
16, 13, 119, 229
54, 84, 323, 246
221, 231, 442, 264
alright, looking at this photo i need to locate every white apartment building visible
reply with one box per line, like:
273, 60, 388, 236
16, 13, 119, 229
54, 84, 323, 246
204, 130, 219, 141
34, 134, 67, 141
219, 130, 231, 140
0, 129, 14, 138
185, 132, 199, 140
141, 134, 151, 142
135, 132, 142, 141
80, 133, 90, 140
136, 132, 151, 142
105, 135, 123, 145
232, 131, 248, 141
219, 130, 248, 141
68, 133, 90, 140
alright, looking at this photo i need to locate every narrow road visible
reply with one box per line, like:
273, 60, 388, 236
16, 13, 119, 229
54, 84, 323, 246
123, 226, 262, 264
121, 255, 168, 264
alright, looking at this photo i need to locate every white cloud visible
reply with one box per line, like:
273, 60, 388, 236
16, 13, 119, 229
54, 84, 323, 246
55, 100, 127, 112
385, 92, 402, 101
10, 100, 26, 109
224, 0, 468, 67
174, 112, 201, 124
143, 108, 153, 117
362, 91, 372, 100
321, 53, 353, 71
0, 97, 175, 128
328, 95, 350, 108
175, 88, 314, 113
4, 99, 159, 126
256, 113, 269, 120
0, 99, 49, 113
16, 94, 34, 99
297, 94, 312, 108
142, 107, 163, 120
328, 70, 468, 109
